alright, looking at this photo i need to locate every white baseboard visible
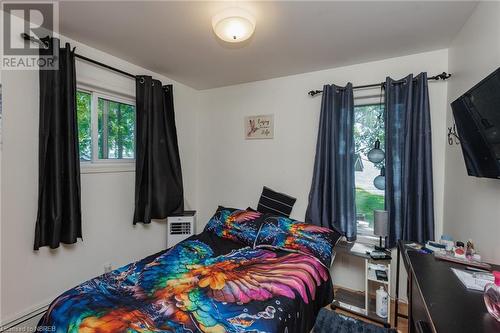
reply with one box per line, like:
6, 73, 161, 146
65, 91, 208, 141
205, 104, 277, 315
0, 305, 48, 332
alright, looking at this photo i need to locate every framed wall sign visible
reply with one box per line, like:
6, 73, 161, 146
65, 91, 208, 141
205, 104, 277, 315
245, 114, 274, 139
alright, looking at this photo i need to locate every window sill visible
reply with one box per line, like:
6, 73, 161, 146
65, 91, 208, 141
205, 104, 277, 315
356, 233, 380, 246
80, 162, 135, 174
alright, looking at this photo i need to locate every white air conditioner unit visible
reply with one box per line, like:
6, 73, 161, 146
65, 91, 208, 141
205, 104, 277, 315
167, 211, 196, 248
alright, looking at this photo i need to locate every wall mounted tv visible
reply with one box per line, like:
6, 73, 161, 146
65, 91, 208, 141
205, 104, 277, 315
451, 67, 500, 179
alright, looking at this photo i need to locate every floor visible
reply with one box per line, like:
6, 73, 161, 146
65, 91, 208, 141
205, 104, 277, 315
333, 287, 409, 333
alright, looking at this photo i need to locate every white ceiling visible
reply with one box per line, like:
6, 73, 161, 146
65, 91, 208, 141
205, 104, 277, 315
59, 1, 477, 90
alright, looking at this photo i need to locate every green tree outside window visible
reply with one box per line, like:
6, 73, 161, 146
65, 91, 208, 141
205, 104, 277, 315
76, 90, 135, 162
354, 104, 385, 226
77, 91, 92, 161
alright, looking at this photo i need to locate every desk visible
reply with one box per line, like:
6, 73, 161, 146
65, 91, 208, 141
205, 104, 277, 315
395, 240, 500, 333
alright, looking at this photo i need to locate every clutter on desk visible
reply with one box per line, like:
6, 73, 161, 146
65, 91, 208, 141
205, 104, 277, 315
425, 236, 492, 270
435, 251, 491, 270
404, 242, 432, 254
439, 234, 455, 250
451, 267, 493, 291
405, 242, 422, 250
424, 241, 446, 252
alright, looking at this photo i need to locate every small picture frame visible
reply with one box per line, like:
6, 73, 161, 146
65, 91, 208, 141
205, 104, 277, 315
245, 114, 274, 139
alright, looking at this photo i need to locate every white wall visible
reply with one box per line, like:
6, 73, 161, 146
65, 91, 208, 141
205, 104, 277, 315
0, 33, 199, 323
8, 11, 492, 323
196, 49, 449, 292
443, 1, 500, 264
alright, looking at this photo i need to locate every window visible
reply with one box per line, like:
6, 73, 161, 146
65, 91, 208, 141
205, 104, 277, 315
77, 91, 92, 161
97, 97, 135, 159
76, 89, 135, 168
353, 104, 385, 236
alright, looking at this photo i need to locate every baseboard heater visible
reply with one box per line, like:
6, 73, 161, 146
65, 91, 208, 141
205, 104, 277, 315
0, 305, 48, 332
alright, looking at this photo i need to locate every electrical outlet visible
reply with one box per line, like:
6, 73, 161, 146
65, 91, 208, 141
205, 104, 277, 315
104, 263, 112, 273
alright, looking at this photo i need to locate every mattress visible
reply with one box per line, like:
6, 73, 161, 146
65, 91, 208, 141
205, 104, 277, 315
37, 231, 333, 333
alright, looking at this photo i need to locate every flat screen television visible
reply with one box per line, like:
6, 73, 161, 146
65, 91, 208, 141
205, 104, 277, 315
451, 67, 500, 179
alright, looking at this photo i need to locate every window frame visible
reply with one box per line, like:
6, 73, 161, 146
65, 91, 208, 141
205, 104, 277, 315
353, 102, 386, 245
77, 84, 136, 174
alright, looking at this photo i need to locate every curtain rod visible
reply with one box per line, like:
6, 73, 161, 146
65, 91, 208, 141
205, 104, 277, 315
307, 72, 451, 97
22, 33, 136, 79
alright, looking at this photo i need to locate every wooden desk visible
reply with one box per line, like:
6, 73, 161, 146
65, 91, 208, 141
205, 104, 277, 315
396, 240, 500, 333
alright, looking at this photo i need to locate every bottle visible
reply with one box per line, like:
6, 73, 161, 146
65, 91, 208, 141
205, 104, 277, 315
484, 271, 500, 322
376, 286, 388, 318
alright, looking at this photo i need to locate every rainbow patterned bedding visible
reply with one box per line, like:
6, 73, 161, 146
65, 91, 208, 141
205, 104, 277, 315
37, 232, 333, 333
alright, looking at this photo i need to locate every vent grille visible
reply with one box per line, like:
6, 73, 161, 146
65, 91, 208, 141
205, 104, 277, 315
169, 222, 192, 235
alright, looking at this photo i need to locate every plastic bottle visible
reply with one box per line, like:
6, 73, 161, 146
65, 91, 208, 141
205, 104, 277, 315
376, 286, 388, 318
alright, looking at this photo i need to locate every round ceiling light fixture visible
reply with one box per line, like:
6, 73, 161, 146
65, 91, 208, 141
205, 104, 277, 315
212, 8, 256, 43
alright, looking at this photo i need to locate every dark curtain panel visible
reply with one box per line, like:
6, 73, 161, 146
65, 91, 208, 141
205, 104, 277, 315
34, 38, 82, 250
385, 73, 435, 247
306, 83, 356, 240
134, 76, 184, 224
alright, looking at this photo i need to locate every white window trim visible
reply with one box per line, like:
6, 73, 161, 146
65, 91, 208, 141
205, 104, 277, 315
77, 84, 136, 174
80, 162, 135, 174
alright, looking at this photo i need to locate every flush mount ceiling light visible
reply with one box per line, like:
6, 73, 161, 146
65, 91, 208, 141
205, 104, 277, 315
212, 8, 256, 43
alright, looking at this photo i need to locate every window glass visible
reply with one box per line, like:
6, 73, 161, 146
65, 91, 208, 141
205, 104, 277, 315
76, 90, 135, 162
76, 91, 92, 161
97, 98, 135, 159
353, 104, 385, 235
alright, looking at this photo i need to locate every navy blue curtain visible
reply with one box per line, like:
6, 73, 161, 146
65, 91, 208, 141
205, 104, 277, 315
385, 73, 435, 247
306, 83, 356, 241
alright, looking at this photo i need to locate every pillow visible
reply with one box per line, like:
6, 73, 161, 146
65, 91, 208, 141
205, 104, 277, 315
257, 186, 296, 217
255, 214, 341, 267
204, 207, 263, 246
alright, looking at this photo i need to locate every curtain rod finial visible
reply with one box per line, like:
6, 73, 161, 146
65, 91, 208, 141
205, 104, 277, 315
435, 72, 451, 81
308, 90, 322, 97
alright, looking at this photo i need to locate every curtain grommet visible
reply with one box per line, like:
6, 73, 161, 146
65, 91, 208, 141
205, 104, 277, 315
139, 77, 145, 84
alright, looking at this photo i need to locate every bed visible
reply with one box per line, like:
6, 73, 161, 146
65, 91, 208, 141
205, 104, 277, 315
38, 210, 336, 333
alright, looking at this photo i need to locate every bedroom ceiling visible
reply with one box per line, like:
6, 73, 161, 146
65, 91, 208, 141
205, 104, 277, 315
59, 1, 477, 90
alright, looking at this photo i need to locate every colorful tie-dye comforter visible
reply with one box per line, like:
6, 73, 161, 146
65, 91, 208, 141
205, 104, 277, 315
38, 232, 333, 333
